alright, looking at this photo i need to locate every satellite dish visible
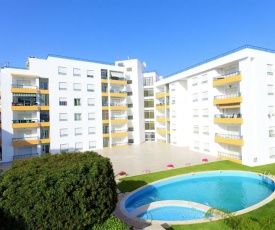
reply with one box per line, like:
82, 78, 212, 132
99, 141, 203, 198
143, 62, 147, 69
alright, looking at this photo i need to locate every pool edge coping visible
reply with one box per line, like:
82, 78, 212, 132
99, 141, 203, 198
118, 170, 275, 225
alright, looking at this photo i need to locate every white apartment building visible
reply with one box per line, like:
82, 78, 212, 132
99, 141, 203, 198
1, 45, 275, 166
0, 56, 147, 162
155, 46, 275, 166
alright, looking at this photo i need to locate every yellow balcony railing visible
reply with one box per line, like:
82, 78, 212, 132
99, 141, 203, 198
214, 114, 243, 124
213, 71, 242, 87
12, 119, 39, 128
215, 133, 244, 146
218, 151, 242, 164
12, 136, 39, 147
214, 92, 242, 105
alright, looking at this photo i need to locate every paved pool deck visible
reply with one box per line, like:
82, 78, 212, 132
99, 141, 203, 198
96, 142, 219, 177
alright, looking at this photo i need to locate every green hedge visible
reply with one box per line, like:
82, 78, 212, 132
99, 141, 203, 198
0, 151, 118, 229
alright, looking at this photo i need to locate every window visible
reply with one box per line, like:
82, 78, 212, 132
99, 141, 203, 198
75, 127, 82, 136
145, 132, 155, 141
192, 77, 198, 86
268, 85, 274, 95
144, 110, 154, 119
87, 84, 95, 92
59, 97, 67, 106
144, 77, 153, 86
144, 99, 154, 108
270, 147, 275, 158
88, 113, 95, 120
144, 89, 154, 97
267, 64, 273, 75
89, 141, 96, 149
73, 83, 81, 91
269, 127, 275, 137
193, 93, 198, 102
88, 127, 96, 134
126, 67, 132, 72
74, 98, 81, 106
201, 74, 208, 84
171, 110, 176, 118
193, 125, 199, 134
87, 70, 94, 78
268, 106, 274, 118
58, 66, 66, 75
59, 113, 68, 121
101, 69, 107, 79
193, 109, 199, 117
204, 143, 210, 152
73, 68, 81, 76
60, 143, 69, 152
59, 82, 67, 90
60, 128, 68, 137
202, 108, 209, 117
88, 98, 95, 106
202, 91, 208, 101
203, 126, 209, 135
170, 83, 175, 91
194, 141, 199, 150
75, 142, 83, 151
127, 80, 132, 84
145, 121, 155, 130
74, 113, 82, 121
171, 97, 175, 104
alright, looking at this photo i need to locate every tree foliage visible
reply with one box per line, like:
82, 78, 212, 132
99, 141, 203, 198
0, 151, 118, 230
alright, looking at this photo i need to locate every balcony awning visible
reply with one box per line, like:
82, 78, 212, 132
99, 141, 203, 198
13, 93, 36, 97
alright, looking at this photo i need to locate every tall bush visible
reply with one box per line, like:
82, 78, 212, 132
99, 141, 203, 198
0, 151, 117, 229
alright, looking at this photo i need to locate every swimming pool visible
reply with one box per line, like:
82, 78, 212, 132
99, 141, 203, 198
120, 171, 275, 222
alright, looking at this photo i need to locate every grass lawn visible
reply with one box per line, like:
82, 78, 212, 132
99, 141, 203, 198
117, 160, 275, 230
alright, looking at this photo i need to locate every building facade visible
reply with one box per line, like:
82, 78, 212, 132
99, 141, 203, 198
0, 56, 150, 162
155, 47, 275, 166
1, 46, 275, 166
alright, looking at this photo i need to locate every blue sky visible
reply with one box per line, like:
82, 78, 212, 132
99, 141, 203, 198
1, 0, 275, 76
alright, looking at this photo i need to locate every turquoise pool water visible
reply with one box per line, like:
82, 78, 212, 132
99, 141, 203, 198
125, 171, 275, 215
138, 206, 208, 221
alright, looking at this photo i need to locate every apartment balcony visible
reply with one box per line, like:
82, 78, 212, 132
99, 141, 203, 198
11, 84, 38, 93
156, 115, 170, 122
12, 119, 39, 128
218, 151, 242, 164
110, 116, 128, 124
156, 128, 168, 135
213, 71, 242, 87
40, 138, 50, 144
214, 114, 243, 124
40, 103, 50, 111
157, 138, 166, 144
215, 133, 244, 146
101, 76, 108, 84
111, 129, 128, 137
12, 136, 39, 147
156, 103, 169, 110
156, 91, 170, 99
213, 92, 242, 108
110, 103, 128, 110
111, 142, 128, 148
11, 102, 39, 111
13, 153, 38, 161
109, 76, 127, 85
110, 90, 127, 97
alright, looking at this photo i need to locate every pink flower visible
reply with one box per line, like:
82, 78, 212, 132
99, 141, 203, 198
167, 164, 174, 168
118, 171, 126, 176
202, 158, 208, 162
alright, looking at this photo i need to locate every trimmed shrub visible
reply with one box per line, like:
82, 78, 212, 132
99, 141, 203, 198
0, 151, 118, 230
92, 216, 129, 230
